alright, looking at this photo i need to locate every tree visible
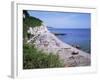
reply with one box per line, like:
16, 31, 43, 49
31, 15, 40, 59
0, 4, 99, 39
23, 10, 29, 18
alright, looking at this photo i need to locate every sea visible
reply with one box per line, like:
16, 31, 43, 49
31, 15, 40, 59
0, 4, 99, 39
48, 28, 91, 53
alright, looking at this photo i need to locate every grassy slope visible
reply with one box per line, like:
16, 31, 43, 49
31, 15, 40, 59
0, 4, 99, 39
23, 44, 64, 69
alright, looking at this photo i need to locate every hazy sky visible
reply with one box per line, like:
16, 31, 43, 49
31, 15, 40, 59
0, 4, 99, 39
28, 10, 91, 29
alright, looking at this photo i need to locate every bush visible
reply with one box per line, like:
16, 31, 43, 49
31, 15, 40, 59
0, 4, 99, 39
23, 16, 43, 27
23, 44, 64, 69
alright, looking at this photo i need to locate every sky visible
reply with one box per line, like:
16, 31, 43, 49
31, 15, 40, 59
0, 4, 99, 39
28, 10, 91, 29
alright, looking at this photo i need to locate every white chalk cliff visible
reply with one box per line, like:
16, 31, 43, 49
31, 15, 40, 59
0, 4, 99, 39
27, 24, 90, 67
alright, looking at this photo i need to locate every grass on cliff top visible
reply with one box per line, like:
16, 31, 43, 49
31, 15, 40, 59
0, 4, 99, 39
23, 16, 43, 27
23, 10, 43, 27
23, 44, 64, 69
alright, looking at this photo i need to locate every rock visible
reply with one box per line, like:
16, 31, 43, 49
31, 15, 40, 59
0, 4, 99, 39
71, 51, 79, 55
75, 45, 81, 49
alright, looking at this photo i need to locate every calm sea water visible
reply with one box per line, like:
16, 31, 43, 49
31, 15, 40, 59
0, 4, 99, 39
48, 28, 91, 53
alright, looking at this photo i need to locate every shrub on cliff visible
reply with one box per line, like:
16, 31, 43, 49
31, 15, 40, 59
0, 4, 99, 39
23, 16, 43, 27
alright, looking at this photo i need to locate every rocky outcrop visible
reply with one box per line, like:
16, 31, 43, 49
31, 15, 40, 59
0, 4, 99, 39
27, 24, 90, 67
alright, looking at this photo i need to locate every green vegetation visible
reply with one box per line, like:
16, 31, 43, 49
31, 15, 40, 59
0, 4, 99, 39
23, 10, 29, 17
23, 10, 64, 69
23, 44, 64, 69
23, 16, 43, 27
23, 10, 43, 40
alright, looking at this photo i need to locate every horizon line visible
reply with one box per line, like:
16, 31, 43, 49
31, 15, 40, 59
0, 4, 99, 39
47, 27, 90, 29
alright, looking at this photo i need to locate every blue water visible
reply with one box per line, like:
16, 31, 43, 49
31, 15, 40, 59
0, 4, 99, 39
48, 28, 91, 53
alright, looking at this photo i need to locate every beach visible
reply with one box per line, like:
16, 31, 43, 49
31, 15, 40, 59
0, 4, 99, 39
27, 24, 91, 67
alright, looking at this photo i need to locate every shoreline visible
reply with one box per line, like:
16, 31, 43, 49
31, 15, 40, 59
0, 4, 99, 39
48, 28, 90, 53
28, 25, 91, 67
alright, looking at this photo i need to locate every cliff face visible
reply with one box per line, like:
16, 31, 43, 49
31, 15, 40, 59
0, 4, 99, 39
27, 24, 70, 53
27, 24, 90, 67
